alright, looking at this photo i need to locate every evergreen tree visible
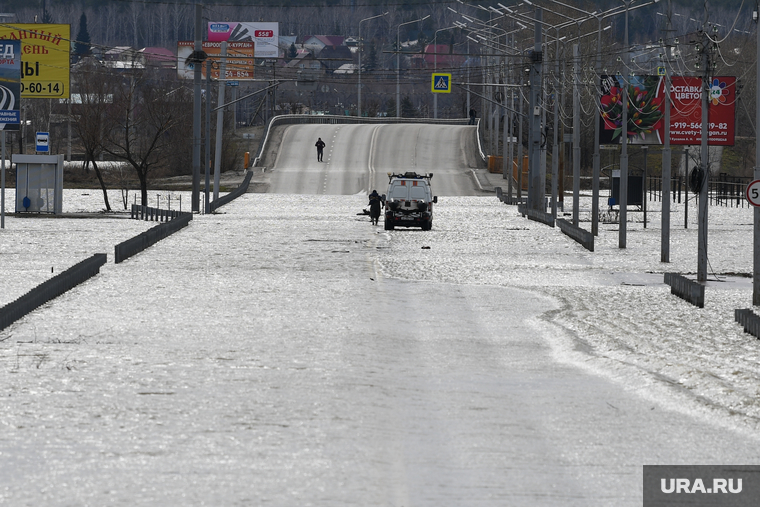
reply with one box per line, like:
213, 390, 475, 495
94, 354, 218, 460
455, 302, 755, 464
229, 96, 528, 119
384, 97, 396, 118
288, 42, 297, 59
401, 95, 416, 118
366, 39, 377, 71
74, 13, 91, 61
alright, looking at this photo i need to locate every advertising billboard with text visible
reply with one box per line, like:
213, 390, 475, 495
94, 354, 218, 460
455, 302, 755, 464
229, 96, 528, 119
599, 74, 735, 146
177, 41, 255, 80
0, 24, 70, 99
0, 40, 21, 131
207, 22, 279, 59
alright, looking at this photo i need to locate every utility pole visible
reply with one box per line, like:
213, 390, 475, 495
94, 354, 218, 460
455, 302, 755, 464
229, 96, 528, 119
205, 60, 211, 214
213, 42, 227, 201
518, 55, 524, 202
661, 0, 674, 263
572, 43, 581, 225
528, 7, 543, 211
697, 2, 710, 282
191, 4, 202, 213
506, 36, 515, 199
551, 29, 560, 219
619, 0, 631, 248
754, 3, 760, 304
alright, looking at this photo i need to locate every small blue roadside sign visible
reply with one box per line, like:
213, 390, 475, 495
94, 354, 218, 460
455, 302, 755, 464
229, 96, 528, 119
431, 73, 452, 93
226, 80, 239, 86
36, 132, 49, 153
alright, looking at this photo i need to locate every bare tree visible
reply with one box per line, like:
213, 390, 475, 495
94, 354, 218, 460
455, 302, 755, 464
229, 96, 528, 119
102, 71, 189, 205
69, 58, 115, 210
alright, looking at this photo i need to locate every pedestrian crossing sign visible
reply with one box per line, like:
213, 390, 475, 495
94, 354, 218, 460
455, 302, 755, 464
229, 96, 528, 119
431, 73, 452, 93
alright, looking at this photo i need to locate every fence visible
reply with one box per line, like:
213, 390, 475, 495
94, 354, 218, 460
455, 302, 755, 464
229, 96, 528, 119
646, 175, 749, 208
131, 204, 183, 222
0, 253, 107, 331
209, 170, 253, 213
115, 213, 192, 264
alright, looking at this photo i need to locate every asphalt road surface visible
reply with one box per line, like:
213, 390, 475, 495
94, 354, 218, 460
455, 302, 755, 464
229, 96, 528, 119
265, 123, 484, 196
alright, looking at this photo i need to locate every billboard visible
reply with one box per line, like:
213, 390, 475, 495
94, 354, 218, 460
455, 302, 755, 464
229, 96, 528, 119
0, 40, 21, 131
599, 74, 736, 146
0, 24, 69, 99
207, 22, 279, 59
177, 41, 255, 80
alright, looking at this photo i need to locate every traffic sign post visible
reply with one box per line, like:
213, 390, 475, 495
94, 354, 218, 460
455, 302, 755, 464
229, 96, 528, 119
746, 180, 760, 207
431, 73, 452, 93
36, 132, 49, 153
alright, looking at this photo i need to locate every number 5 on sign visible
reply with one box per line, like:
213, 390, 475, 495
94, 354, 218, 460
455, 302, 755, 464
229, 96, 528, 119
746, 180, 760, 207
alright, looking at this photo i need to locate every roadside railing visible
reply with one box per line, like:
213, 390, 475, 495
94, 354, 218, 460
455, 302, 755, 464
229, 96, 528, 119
209, 170, 253, 213
116, 212, 192, 263
0, 254, 107, 331
131, 204, 183, 222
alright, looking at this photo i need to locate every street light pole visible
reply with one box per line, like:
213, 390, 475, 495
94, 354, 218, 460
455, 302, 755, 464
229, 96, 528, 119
662, 0, 674, 262
396, 15, 430, 117
433, 25, 459, 119
697, 5, 710, 282
755, 5, 760, 304
619, 0, 631, 248
358, 12, 388, 119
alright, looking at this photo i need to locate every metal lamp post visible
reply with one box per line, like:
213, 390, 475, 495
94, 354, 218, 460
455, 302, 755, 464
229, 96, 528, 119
358, 12, 388, 119
396, 15, 430, 118
433, 25, 459, 119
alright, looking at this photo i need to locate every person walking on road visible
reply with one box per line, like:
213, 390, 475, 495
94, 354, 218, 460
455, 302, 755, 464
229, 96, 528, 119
469, 108, 476, 125
315, 137, 326, 162
368, 190, 382, 226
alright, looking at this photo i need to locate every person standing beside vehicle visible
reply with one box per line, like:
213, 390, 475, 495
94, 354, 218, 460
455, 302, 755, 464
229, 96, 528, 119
315, 137, 326, 162
368, 190, 382, 226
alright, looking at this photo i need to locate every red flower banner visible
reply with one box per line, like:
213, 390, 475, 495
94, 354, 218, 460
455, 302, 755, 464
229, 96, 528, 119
599, 75, 735, 146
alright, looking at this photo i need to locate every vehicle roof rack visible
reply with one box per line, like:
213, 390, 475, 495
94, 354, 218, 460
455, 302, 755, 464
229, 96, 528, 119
387, 171, 433, 181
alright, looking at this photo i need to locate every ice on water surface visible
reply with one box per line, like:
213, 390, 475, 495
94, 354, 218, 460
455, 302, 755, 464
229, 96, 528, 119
1, 189, 759, 505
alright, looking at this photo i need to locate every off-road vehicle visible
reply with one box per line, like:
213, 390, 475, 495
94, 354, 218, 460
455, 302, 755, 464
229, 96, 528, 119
384, 172, 437, 231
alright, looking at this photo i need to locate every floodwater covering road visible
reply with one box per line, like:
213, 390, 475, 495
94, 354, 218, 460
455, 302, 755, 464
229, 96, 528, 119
2, 187, 760, 505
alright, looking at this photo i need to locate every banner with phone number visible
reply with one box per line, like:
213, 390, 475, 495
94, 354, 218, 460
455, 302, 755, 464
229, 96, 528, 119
599, 75, 735, 146
0, 24, 69, 99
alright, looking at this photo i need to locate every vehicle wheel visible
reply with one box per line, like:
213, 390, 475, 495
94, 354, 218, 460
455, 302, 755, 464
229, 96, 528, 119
422, 222, 432, 231
384, 220, 394, 230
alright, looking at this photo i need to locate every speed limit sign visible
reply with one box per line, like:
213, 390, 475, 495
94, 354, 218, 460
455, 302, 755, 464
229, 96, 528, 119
747, 180, 760, 207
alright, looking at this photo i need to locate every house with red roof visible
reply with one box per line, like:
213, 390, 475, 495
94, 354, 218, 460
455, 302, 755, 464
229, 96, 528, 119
411, 44, 467, 69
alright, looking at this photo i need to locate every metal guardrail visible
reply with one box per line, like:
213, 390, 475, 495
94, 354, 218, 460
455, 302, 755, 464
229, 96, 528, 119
115, 213, 192, 264
556, 218, 593, 251
664, 272, 704, 308
253, 114, 473, 167
0, 253, 107, 331
735, 308, 760, 338
209, 170, 253, 213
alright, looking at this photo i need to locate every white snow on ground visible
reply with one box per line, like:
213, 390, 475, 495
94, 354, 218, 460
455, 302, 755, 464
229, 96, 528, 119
1, 188, 759, 504
380, 193, 760, 433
